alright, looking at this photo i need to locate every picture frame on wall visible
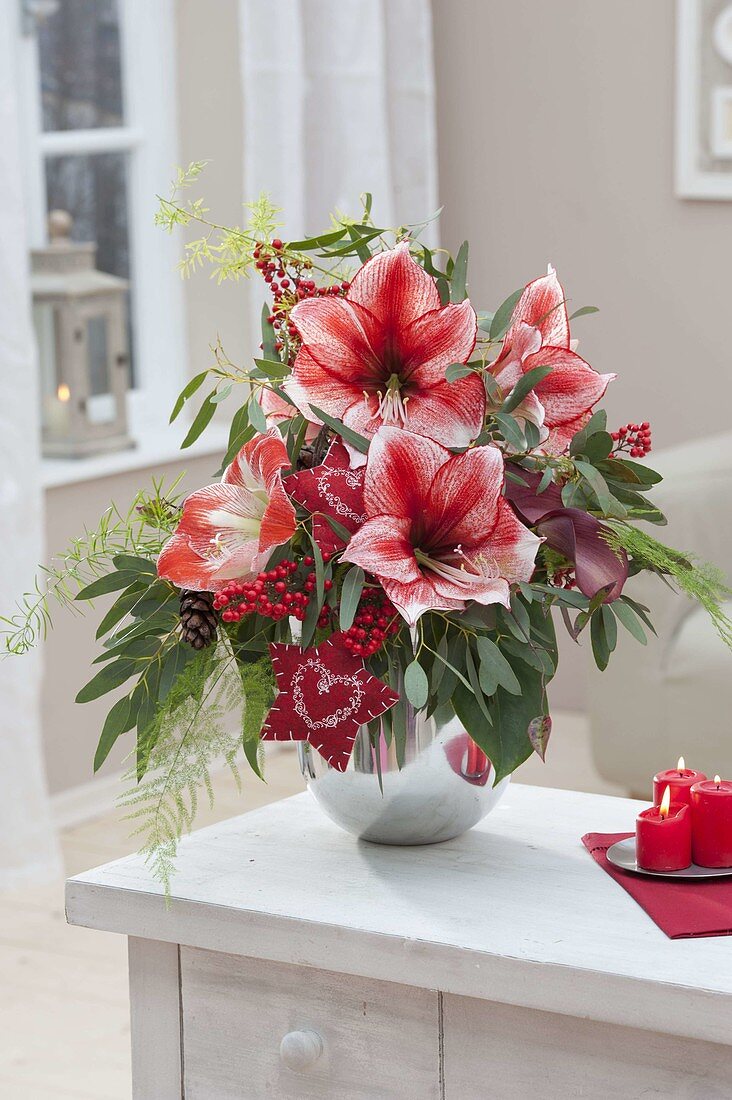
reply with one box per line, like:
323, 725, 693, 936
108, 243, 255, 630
676, 0, 732, 197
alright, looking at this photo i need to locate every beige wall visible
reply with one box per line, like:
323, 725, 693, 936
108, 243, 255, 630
433, 0, 730, 450
432, 0, 732, 709
176, 0, 250, 381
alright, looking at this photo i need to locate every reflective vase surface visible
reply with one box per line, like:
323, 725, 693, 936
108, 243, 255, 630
298, 707, 509, 845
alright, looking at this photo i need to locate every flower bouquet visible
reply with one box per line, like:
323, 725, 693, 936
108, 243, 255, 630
6, 172, 731, 887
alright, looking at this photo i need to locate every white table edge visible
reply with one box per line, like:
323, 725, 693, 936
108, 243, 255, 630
65, 876, 732, 1048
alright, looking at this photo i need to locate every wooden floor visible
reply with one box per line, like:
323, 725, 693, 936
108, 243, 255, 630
0, 713, 621, 1099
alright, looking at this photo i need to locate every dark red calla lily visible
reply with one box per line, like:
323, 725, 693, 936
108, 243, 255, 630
505, 470, 628, 602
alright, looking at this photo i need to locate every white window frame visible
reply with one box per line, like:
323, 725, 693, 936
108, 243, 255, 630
18, 0, 187, 445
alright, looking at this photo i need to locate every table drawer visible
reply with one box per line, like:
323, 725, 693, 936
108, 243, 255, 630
442, 994, 732, 1099
180, 947, 440, 1099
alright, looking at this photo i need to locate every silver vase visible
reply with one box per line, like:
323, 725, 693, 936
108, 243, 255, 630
298, 707, 510, 845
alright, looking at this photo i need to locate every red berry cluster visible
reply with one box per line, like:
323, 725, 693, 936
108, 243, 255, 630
253, 238, 350, 362
610, 421, 652, 458
550, 567, 577, 591
212, 554, 334, 625
342, 587, 401, 657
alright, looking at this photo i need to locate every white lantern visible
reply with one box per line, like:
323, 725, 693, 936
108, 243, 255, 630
32, 210, 134, 458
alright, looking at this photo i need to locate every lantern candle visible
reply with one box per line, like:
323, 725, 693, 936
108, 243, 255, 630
653, 756, 707, 807
690, 776, 732, 868
44, 383, 72, 437
636, 786, 692, 871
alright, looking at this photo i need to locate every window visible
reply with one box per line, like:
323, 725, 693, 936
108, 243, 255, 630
19, 0, 185, 441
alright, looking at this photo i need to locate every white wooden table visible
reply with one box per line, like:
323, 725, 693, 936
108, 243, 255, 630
66, 784, 732, 1099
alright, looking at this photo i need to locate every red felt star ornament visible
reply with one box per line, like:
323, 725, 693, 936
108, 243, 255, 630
260, 632, 399, 770
283, 440, 366, 555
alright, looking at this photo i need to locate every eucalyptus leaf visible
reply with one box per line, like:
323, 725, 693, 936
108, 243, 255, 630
501, 364, 553, 415
404, 660, 429, 710
475, 636, 521, 695
76, 658, 138, 704
445, 362, 475, 382
93, 694, 138, 772
590, 609, 610, 671
253, 357, 291, 379
611, 601, 647, 645
248, 393, 268, 433
210, 383, 233, 404
111, 554, 156, 575
76, 571, 139, 601
489, 287, 523, 342
493, 412, 526, 451
450, 240, 469, 302
169, 371, 207, 424
339, 566, 365, 631
181, 392, 217, 449
528, 714, 552, 761
569, 305, 599, 320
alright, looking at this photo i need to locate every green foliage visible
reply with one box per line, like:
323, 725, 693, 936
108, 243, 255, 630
119, 644, 245, 897
602, 524, 732, 648
0, 478, 183, 656
240, 657, 276, 776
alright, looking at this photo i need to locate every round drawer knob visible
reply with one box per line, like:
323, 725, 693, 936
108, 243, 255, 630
279, 1028, 324, 1072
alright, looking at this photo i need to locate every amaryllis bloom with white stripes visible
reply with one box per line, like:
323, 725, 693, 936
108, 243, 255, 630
491, 266, 615, 455
342, 427, 542, 625
283, 243, 483, 465
157, 429, 296, 591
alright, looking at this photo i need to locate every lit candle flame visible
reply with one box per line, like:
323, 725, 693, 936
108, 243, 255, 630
677, 756, 685, 772
715, 775, 722, 787
659, 785, 671, 818
57, 383, 70, 403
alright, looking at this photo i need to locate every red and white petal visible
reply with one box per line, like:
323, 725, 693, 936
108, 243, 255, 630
258, 478, 296, 555
363, 426, 448, 521
242, 428, 291, 493
379, 574, 464, 626
341, 515, 421, 584
425, 444, 505, 549
430, 570, 511, 610
289, 297, 379, 381
471, 499, 543, 584
175, 483, 263, 556
156, 533, 260, 590
540, 413, 591, 456
346, 242, 441, 327
401, 375, 486, 451
283, 345, 368, 424
157, 535, 217, 590
526, 347, 614, 430
508, 265, 569, 349
402, 300, 477, 386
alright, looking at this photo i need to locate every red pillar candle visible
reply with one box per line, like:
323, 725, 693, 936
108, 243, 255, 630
636, 786, 692, 871
690, 776, 732, 868
653, 757, 707, 807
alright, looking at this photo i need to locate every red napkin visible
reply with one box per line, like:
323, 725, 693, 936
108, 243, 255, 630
582, 832, 732, 939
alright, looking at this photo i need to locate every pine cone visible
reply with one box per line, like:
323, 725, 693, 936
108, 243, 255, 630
179, 590, 218, 649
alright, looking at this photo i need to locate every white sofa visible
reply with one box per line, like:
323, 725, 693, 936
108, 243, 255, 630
587, 431, 732, 797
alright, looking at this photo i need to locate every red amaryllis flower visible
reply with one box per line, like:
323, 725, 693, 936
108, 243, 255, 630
505, 470, 628, 602
157, 429, 296, 590
342, 427, 541, 625
492, 266, 615, 455
282, 243, 483, 464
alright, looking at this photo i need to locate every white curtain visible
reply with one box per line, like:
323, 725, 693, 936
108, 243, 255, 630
0, 0, 61, 888
239, 0, 438, 252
